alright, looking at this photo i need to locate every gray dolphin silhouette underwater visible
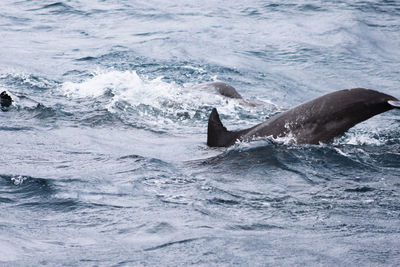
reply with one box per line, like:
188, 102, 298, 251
194, 82, 266, 107
195, 81, 243, 99
207, 88, 400, 147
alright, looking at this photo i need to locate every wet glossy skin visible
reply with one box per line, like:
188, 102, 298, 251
208, 88, 399, 147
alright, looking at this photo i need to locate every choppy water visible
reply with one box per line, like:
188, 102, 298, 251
1, 0, 400, 266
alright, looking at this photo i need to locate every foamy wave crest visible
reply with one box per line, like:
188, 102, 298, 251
61, 70, 145, 98
334, 131, 384, 146
60, 70, 246, 130
232, 129, 385, 150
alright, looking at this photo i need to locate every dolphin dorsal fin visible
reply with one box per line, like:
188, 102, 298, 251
388, 100, 400, 109
207, 108, 238, 147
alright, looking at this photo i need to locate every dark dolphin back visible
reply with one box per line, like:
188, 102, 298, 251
293, 88, 397, 143
207, 88, 399, 147
195, 82, 243, 99
205, 82, 243, 99
242, 88, 398, 144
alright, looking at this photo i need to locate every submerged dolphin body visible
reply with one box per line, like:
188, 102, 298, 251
207, 88, 400, 147
194, 82, 243, 99
195, 82, 267, 107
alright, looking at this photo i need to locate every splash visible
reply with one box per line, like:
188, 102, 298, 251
60, 69, 254, 131
61, 70, 145, 98
11, 175, 28, 186
334, 130, 384, 146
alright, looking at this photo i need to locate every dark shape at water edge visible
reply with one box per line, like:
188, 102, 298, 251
207, 88, 399, 147
0, 91, 12, 108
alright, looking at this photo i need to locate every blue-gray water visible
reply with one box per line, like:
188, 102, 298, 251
1, 1, 400, 266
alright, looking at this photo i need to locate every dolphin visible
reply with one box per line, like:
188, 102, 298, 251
195, 81, 269, 107
0, 91, 12, 108
194, 82, 243, 99
207, 88, 400, 147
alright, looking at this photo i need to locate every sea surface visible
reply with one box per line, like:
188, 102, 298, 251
1, 0, 400, 266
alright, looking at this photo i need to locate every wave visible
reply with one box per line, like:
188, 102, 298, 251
0, 174, 121, 211
59, 69, 269, 132
0, 72, 58, 92
197, 137, 398, 182
0, 174, 54, 201
28, 2, 87, 16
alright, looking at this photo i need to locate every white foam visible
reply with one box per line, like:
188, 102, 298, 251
11, 175, 28, 186
60, 70, 248, 126
61, 69, 145, 98
334, 131, 384, 146
272, 135, 297, 145
232, 135, 293, 150
334, 147, 349, 157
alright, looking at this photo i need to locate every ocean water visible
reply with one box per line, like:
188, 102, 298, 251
1, 0, 400, 266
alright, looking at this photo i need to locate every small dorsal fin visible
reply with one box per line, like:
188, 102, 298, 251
207, 108, 238, 147
388, 100, 400, 108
